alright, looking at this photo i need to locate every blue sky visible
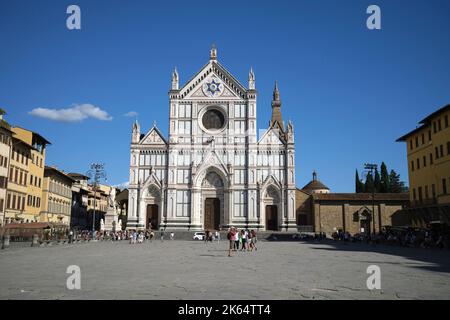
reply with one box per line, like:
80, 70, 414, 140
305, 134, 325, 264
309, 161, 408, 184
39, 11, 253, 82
1, 0, 449, 191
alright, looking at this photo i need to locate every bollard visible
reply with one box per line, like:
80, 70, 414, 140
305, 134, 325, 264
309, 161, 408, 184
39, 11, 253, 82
31, 234, 39, 247
2, 234, 10, 249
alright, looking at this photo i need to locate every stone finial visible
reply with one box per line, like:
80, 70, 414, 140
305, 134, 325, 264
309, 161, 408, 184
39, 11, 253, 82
171, 67, 179, 90
248, 67, 255, 90
210, 44, 217, 61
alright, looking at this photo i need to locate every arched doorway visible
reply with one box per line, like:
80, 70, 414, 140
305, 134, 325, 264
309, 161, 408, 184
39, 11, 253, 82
201, 171, 224, 231
263, 185, 280, 231
147, 204, 158, 229
266, 205, 278, 230
204, 198, 220, 230
143, 184, 161, 230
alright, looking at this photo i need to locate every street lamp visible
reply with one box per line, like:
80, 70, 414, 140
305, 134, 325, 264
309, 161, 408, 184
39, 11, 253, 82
364, 163, 377, 235
86, 163, 107, 233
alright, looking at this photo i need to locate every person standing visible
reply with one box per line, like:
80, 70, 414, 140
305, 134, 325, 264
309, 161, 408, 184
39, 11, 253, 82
215, 230, 220, 243
250, 230, 258, 251
228, 227, 237, 257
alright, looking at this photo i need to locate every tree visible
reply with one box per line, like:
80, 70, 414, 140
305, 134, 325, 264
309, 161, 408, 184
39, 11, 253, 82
389, 170, 407, 193
374, 168, 381, 192
380, 162, 390, 193
365, 171, 374, 193
355, 169, 365, 193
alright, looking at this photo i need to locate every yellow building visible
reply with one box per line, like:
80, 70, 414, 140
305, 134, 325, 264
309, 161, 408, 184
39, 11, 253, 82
11, 127, 51, 221
397, 104, 450, 207
87, 183, 111, 230
41, 166, 75, 225
5, 137, 33, 223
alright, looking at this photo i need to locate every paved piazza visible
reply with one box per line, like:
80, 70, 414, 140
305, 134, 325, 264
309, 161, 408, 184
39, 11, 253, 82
1, 240, 449, 300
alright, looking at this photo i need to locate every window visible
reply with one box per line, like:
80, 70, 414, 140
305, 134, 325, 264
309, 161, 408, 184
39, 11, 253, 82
438, 119, 442, 131
440, 144, 444, 158
436, 147, 439, 159
416, 158, 420, 170
234, 121, 246, 135
418, 187, 423, 201
30, 175, 33, 185
445, 115, 449, 128
421, 133, 425, 145
178, 104, 191, 118
0, 176, 7, 189
413, 188, 416, 200
425, 185, 429, 199
234, 104, 246, 118
202, 109, 225, 130
415, 136, 418, 148
430, 153, 433, 165
176, 169, 190, 184
433, 121, 437, 133
428, 130, 432, 141
409, 139, 413, 150
177, 120, 191, 135
443, 179, 447, 195
423, 156, 427, 167
233, 191, 246, 217
447, 141, 450, 155
432, 184, 436, 198
234, 170, 245, 184
176, 191, 190, 217
411, 161, 414, 172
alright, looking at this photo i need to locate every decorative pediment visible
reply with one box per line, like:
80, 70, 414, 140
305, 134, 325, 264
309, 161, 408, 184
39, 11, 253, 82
139, 126, 168, 145
258, 127, 286, 146
193, 150, 230, 188
260, 174, 282, 191
179, 61, 247, 100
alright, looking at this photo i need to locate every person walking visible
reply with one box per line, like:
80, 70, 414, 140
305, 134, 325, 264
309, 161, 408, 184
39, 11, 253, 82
160, 230, 164, 242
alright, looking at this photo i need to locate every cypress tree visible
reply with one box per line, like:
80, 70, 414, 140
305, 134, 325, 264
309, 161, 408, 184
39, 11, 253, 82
374, 168, 381, 192
355, 169, 364, 193
389, 170, 407, 193
380, 162, 390, 193
365, 171, 374, 193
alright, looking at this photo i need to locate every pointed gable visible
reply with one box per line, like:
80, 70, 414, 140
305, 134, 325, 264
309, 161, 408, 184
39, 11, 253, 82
178, 61, 248, 100
139, 126, 168, 146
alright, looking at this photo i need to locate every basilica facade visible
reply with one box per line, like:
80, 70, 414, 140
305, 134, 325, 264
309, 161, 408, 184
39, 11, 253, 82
127, 47, 297, 231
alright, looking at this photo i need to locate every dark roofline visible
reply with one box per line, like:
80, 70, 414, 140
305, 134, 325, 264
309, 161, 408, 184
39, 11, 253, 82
44, 166, 76, 183
396, 124, 427, 142
419, 104, 450, 124
68, 172, 90, 180
396, 104, 450, 141
13, 126, 52, 145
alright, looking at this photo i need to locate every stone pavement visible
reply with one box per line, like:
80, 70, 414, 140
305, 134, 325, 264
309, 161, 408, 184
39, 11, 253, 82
0, 239, 449, 299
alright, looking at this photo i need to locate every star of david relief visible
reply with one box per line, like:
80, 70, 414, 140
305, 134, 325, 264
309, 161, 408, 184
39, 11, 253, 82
202, 76, 224, 98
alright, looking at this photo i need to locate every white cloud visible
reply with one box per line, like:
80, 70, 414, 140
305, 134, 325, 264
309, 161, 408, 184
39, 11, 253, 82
29, 104, 113, 122
114, 181, 129, 189
124, 111, 138, 117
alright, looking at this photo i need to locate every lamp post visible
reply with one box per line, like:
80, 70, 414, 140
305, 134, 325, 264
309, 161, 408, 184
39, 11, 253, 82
86, 163, 106, 233
364, 163, 377, 235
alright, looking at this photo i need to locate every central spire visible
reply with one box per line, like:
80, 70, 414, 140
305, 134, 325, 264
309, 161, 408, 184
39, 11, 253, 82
210, 44, 217, 61
270, 81, 284, 132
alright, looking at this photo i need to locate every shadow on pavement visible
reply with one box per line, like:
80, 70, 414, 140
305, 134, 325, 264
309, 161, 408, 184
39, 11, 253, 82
302, 239, 450, 274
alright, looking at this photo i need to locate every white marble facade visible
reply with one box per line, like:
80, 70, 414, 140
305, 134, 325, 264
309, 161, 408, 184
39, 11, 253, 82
127, 47, 297, 231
